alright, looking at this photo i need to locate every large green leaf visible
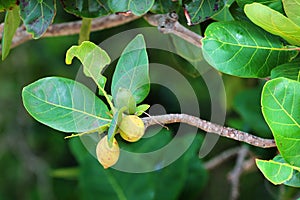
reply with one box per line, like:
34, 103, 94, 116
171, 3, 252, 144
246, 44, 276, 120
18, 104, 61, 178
111, 34, 150, 104
202, 21, 298, 78
22, 77, 110, 133
282, 0, 300, 26
19, 0, 56, 39
0, 0, 18, 12
65, 41, 111, 95
271, 60, 300, 81
261, 77, 300, 167
244, 3, 300, 46
185, 0, 225, 24
108, 0, 154, 16
60, 0, 110, 18
256, 158, 294, 185
2, 6, 20, 60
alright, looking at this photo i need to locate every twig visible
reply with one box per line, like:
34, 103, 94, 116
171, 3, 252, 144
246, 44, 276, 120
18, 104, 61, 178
0, 14, 140, 54
144, 12, 203, 48
204, 147, 241, 170
142, 114, 276, 148
228, 146, 249, 200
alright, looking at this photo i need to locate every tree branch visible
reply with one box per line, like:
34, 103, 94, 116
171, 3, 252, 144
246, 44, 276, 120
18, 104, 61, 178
0, 14, 140, 54
144, 12, 202, 48
142, 114, 276, 148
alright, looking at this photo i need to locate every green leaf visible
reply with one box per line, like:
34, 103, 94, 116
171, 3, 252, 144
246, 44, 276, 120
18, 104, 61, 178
283, 0, 300, 26
65, 41, 111, 96
284, 170, 300, 187
185, 0, 225, 24
22, 77, 110, 133
78, 18, 92, 44
2, 6, 20, 60
236, 0, 281, 9
271, 60, 300, 81
150, 0, 181, 13
244, 3, 300, 46
108, 0, 154, 16
111, 34, 150, 104
212, 0, 235, 22
19, 0, 56, 39
256, 159, 294, 185
202, 21, 298, 78
115, 88, 136, 115
135, 104, 150, 116
0, 0, 18, 12
261, 77, 300, 167
60, 0, 110, 18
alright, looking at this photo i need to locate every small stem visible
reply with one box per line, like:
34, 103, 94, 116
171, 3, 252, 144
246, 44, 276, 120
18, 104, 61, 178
65, 123, 110, 139
78, 18, 92, 44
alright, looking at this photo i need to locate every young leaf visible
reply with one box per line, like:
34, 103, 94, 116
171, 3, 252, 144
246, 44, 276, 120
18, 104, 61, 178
108, 0, 154, 16
202, 21, 298, 78
19, 0, 56, 39
244, 3, 300, 46
115, 88, 136, 115
65, 41, 111, 96
22, 77, 110, 133
261, 77, 300, 167
111, 34, 150, 104
2, 6, 20, 60
60, 0, 110, 18
185, 0, 225, 24
107, 107, 125, 146
271, 61, 300, 81
256, 158, 294, 185
135, 104, 150, 116
282, 0, 300, 26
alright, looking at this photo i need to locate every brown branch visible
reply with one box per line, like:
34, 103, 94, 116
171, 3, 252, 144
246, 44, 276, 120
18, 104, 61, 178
0, 14, 140, 54
228, 146, 249, 200
144, 12, 203, 48
142, 114, 276, 148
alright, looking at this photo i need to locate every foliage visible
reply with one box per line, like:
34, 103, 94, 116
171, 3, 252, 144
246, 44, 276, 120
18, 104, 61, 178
1, 0, 300, 199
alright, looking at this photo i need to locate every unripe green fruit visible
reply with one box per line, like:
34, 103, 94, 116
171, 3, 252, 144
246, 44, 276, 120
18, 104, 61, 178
119, 115, 145, 142
96, 135, 120, 169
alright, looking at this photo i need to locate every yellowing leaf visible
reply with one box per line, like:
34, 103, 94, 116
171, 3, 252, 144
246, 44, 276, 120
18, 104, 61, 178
245, 2, 300, 46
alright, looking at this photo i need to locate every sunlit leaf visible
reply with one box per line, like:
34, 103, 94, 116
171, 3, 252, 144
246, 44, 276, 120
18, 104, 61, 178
22, 77, 110, 133
261, 77, 300, 167
111, 34, 150, 104
202, 21, 298, 78
19, 0, 56, 39
60, 0, 110, 18
2, 6, 20, 60
271, 60, 300, 81
108, 0, 154, 16
66, 41, 111, 95
244, 3, 300, 46
135, 104, 150, 116
282, 0, 300, 26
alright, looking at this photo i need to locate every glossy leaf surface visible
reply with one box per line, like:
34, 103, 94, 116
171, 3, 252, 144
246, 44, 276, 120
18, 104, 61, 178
111, 34, 150, 104
262, 77, 300, 167
22, 77, 110, 133
202, 21, 298, 77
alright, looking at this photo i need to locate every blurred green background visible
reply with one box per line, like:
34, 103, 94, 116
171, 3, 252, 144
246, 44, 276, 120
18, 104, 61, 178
0, 3, 298, 200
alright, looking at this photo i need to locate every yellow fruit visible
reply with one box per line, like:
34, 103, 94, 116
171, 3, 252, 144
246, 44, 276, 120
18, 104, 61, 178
96, 135, 120, 169
119, 115, 145, 142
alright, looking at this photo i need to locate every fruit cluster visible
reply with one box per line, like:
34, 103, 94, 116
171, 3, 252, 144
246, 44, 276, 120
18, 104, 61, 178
96, 115, 145, 169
